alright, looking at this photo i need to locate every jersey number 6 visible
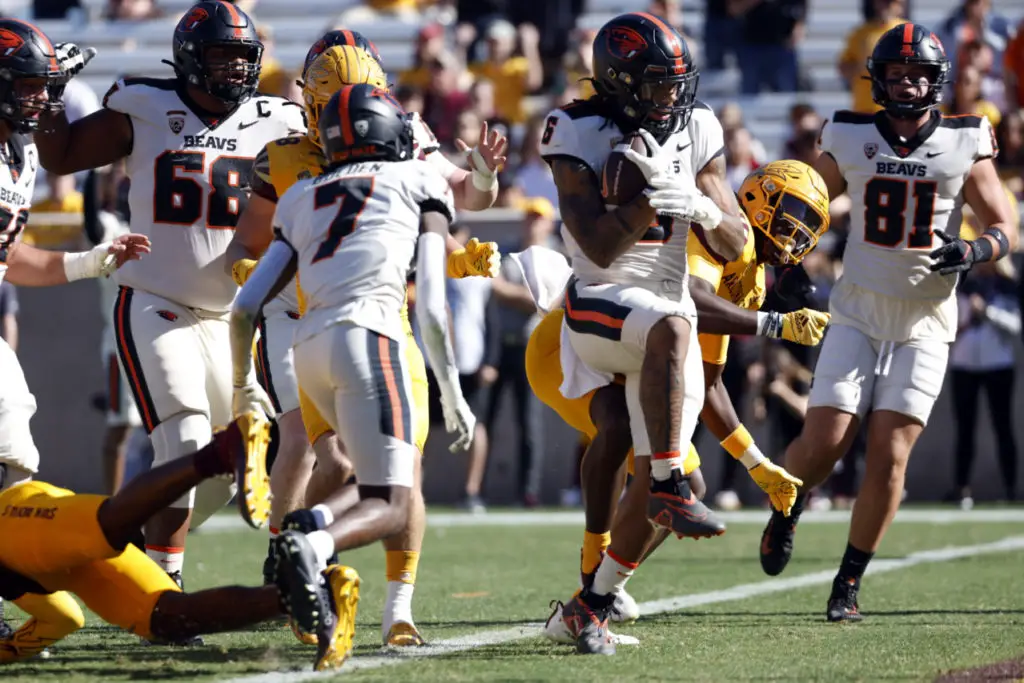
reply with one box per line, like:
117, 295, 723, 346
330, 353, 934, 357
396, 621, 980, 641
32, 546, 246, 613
153, 151, 254, 229
863, 177, 938, 249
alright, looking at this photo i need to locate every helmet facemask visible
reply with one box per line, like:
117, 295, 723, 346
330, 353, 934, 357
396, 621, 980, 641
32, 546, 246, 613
0, 72, 64, 133
869, 59, 948, 119
198, 42, 262, 104
755, 191, 828, 266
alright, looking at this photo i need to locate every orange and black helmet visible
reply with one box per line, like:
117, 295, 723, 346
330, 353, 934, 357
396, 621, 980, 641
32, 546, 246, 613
0, 19, 63, 133
868, 23, 950, 119
303, 29, 382, 77
591, 12, 699, 137
170, 0, 263, 104
318, 83, 413, 165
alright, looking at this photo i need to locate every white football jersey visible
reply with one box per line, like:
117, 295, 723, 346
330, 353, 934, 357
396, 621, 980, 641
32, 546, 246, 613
105, 77, 306, 312
0, 135, 40, 286
274, 158, 455, 346
822, 110, 996, 341
539, 99, 724, 292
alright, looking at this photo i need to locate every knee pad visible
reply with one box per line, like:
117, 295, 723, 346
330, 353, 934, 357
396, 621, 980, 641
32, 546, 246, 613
150, 413, 212, 508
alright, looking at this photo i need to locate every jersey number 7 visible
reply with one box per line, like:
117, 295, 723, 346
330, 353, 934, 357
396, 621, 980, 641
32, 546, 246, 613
153, 151, 253, 229
312, 177, 375, 263
863, 177, 937, 249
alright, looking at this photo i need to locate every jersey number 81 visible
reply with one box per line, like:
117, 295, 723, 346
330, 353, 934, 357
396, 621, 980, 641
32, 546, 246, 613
863, 177, 937, 249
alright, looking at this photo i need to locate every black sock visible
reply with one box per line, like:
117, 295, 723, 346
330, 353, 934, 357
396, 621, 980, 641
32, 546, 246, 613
837, 542, 874, 583
790, 491, 807, 518
581, 588, 616, 611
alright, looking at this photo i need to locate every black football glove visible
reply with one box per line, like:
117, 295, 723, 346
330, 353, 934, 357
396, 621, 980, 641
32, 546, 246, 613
773, 264, 817, 308
929, 230, 982, 276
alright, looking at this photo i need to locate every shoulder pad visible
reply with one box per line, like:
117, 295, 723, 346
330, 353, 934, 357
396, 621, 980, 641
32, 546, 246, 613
832, 110, 876, 125
103, 77, 177, 113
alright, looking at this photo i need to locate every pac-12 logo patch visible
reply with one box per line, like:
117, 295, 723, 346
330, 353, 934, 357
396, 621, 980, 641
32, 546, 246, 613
167, 110, 186, 134
607, 27, 648, 61
863, 143, 878, 159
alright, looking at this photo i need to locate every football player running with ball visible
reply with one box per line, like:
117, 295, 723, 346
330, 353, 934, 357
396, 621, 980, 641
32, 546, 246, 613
231, 84, 473, 670
34, 1, 307, 622
758, 24, 1017, 622
535, 12, 756, 654
226, 32, 504, 648
525, 160, 830, 647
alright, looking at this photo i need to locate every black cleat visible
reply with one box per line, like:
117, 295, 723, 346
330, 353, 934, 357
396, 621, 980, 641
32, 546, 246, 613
759, 508, 799, 576
647, 473, 726, 539
0, 597, 12, 640
263, 540, 277, 586
561, 591, 616, 656
827, 576, 864, 623
274, 530, 331, 636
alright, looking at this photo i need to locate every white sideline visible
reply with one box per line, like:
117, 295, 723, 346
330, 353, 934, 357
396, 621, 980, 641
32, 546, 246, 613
201, 507, 1024, 533
220, 535, 1024, 683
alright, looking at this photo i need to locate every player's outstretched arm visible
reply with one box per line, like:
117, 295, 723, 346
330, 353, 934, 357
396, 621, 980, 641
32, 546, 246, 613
695, 155, 749, 262
552, 159, 655, 269
417, 210, 475, 453
3, 235, 150, 287
230, 238, 296, 417
36, 107, 132, 176
451, 121, 507, 212
699, 358, 802, 515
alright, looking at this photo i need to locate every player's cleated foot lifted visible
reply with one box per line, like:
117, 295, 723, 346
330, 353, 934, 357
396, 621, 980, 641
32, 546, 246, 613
759, 507, 800, 576
560, 591, 616, 655
647, 472, 726, 539
826, 576, 863, 623
232, 413, 272, 529
384, 621, 426, 647
545, 598, 639, 646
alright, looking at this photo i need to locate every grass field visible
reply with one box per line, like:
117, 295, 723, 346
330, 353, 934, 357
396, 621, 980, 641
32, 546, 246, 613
4, 507, 1024, 682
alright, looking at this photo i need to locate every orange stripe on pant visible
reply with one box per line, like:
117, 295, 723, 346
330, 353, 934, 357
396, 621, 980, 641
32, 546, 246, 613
113, 287, 159, 433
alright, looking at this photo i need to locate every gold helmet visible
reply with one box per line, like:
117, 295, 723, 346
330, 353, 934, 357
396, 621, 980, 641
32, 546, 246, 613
301, 44, 387, 149
738, 160, 830, 266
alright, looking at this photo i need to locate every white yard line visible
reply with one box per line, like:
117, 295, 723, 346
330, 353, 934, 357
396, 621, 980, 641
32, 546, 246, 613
200, 507, 1024, 533
221, 534, 1024, 683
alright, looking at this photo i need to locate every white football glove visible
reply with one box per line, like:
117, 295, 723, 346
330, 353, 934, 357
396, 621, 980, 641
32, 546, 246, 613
54, 43, 96, 78
621, 128, 674, 184
647, 175, 723, 231
440, 391, 475, 453
232, 382, 275, 421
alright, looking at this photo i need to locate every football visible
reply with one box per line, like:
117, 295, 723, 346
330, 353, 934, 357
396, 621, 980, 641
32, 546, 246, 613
601, 132, 651, 206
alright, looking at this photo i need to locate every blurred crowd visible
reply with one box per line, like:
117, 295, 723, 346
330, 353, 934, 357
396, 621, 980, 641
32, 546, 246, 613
16, 0, 1024, 511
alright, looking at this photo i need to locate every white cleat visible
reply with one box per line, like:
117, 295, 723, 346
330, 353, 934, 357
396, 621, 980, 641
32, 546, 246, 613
543, 599, 640, 646
610, 588, 640, 624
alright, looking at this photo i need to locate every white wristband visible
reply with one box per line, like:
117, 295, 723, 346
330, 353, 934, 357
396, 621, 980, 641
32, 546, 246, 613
63, 243, 113, 282
471, 168, 497, 192
739, 443, 768, 470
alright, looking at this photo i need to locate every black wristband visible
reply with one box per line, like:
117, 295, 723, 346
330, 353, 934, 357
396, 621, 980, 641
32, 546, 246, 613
982, 228, 1010, 261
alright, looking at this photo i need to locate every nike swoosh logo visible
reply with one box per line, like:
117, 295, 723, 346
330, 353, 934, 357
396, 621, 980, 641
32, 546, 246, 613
238, 120, 259, 130
677, 142, 692, 152
925, 151, 942, 158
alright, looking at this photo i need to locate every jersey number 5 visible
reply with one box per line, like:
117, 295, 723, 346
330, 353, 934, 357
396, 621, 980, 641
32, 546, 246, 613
153, 151, 253, 229
312, 177, 374, 263
863, 178, 937, 249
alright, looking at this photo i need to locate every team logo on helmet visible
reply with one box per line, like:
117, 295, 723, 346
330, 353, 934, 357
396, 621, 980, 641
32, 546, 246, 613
179, 6, 209, 32
930, 32, 946, 55
607, 26, 648, 61
354, 119, 369, 136
0, 29, 25, 57
863, 143, 878, 159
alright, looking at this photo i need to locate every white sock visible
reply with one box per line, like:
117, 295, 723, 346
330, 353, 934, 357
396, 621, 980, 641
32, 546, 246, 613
591, 552, 636, 597
145, 546, 185, 575
306, 530, 335, 570
382, 581, 415, 637
649, 453, 683, 481
311, 503, 335, 529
